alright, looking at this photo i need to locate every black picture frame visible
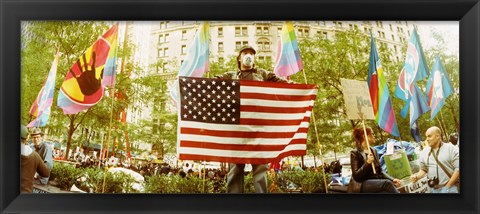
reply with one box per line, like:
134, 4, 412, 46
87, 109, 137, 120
1, 0, 478, 213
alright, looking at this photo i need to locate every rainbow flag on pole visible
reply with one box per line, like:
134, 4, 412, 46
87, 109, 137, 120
57, 24, 119, 114
170, 21, 210, 106
274, 21, 303, 78
367, 35, 400, 137
27, 52, 59, 127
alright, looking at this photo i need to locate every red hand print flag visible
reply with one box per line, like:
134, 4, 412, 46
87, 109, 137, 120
177, 77, 318, 164
57, 24, 118, 114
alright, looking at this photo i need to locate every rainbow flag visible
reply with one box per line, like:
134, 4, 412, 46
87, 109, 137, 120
102, 23, 119, 87
274, 21, 303, 77
57, 24, 119, 114
170, 22, 210, 106
367, 35, 399, 137
27, 52, 59, 127
425, 56, 453, 119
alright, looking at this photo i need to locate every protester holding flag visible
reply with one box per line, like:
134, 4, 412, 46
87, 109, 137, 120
348, 127, 400, 193
216, 46, 290, 193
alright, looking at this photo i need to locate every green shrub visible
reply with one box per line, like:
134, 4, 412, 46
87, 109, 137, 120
144, 174, 222, 193
144, 175, 178, 193
276, 169, 330, 193
50, 163, 82, 190
51, 163, 140, 193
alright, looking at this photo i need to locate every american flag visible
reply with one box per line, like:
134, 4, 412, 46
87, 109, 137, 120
177, 76, 318, 164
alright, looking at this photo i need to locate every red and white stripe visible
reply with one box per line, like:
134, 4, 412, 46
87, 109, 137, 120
178, 80, 318, 164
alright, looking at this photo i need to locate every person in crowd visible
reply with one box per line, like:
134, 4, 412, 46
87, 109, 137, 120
347, 126, 401, 193
449, 132, 459, 147
216, 46, 289, 193
30, 128, 54, 185
20, 125, 50, 193
410, 126, 460, 193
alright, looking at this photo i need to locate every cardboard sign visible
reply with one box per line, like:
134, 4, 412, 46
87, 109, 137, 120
340, 78, 375, 120
406, 176, 429, 193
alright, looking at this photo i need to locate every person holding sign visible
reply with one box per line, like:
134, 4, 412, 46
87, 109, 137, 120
347, 127, 401, 193
410, 126, 459, 193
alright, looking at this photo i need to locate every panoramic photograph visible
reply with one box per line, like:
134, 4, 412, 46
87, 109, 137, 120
20, 20, 459, 194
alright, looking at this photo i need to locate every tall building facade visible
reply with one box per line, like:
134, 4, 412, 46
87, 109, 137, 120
146, 20, 413, 77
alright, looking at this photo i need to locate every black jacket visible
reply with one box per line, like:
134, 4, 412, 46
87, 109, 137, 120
347, 148, 395, 193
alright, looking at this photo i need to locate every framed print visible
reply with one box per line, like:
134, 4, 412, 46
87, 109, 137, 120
1, 0, 479, 213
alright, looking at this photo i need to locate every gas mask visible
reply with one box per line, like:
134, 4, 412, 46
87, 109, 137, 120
242, 54, 254, 67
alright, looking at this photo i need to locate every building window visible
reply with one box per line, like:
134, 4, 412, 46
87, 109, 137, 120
181, 45, 186, 55
235, 26, 248, 36
317, 31, 328, 39
298, 28, 309, 37
160, 21, 169, 29
278, 27, 282, 32
391, 35, 395, 41
218, 27, 223, 37
333, 21, 343, 27
397, 27, 404, 34
389, 24, 393, 31
377, 31, 385, 38
256, 26, 269, 35
219, 57, 224, 64
164, 48, 169, 57
266, 56, 271, 61
218, 42, 224, 52
158, 34, 163, 43
164, 33, 169, 42
257, 40, 270, 51
235, 41, 248, 50
376, 21, 383, 28
182, 30, 187, 40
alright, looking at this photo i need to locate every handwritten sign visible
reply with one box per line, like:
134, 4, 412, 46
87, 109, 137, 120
406, 176, 429, 193
340, 78, 375, 120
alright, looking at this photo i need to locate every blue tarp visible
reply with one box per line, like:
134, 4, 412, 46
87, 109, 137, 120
373, 139, 417, 174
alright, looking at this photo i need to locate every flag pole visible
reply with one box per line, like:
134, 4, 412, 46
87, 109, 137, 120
301, 69, 329, 193
361, 120, 377, 174
440, 111, 450, 140
102, 21, 122, 193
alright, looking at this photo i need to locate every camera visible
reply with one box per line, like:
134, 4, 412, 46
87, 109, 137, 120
427, 176, 439, 187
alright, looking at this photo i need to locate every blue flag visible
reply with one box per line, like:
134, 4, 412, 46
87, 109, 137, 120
425, 56, 454, 119
394, 27, 430, 142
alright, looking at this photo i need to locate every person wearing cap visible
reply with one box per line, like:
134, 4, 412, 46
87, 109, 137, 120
216, 46, 289, 193
30, 128, 54, 185
20, 125, 50, 193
